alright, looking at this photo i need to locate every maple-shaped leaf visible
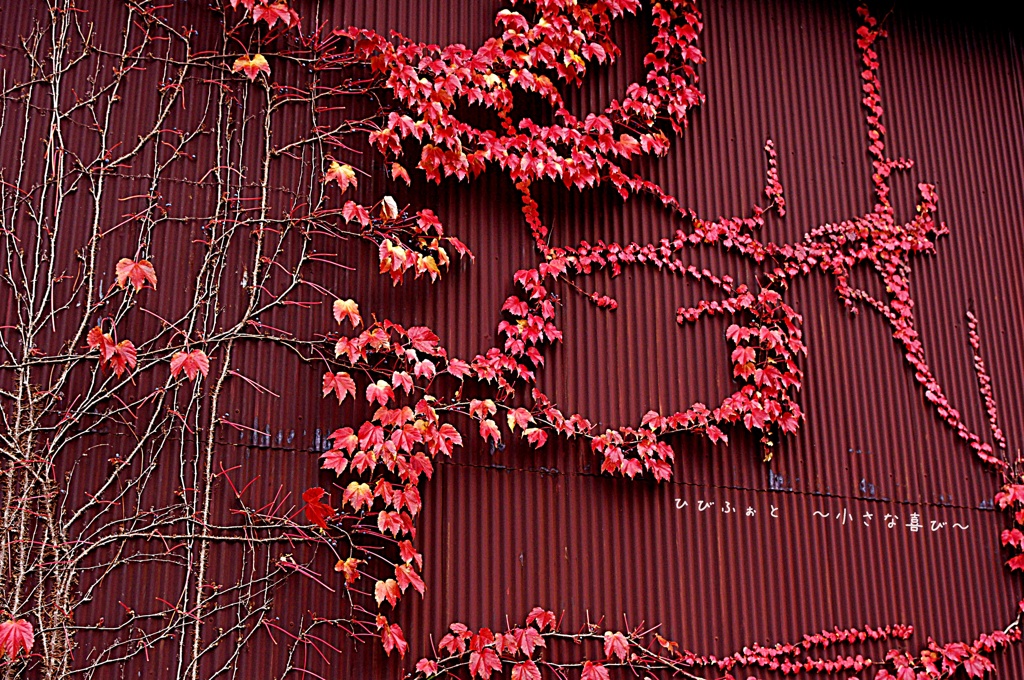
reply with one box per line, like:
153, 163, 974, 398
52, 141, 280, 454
378, 616, 408, 657
392, 163, 411, 185
170, 350, 210, 382
320, 449, 348, 475
511, 660, 541, 680
514, 626, 545, 656
322, 371, 356, 403
415, 659, 439, 676
334, 557, 362, 585
366, 380, 394, 406
325, 162, 357, 193
469, 648, 502, 680
524, 427, 548, 448
507, 407, 534, 431
395, 563, 425, 595
252, 1, 298, 28
342, 200, 371, 227
115, 258, 157, 291
581, 661, 609, 680
87, 326, 116, 361
526, 607, 557, 631
962, 654, 994, 678
302, 487, 336, 530
603, 631, 629, 661
479, 419, 501, 444
109, 340, 137, 377
375, 578, 401, 607
0, 618, 33, 660
232, 53, 270, 81
332, 298, 361, 327
343, 481, 374, 512
1006, 554, 1024, 572
407, 326, 439, 354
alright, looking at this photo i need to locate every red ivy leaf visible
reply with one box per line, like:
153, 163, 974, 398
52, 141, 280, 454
415, 659, 439, 676
302, 487, 336, 530
320, 449, 348, 476
87, 326, 116, 361
251, 2, 298, 29
342, 201, 371, 227
377, 616, 408, 657
115, 258, 157, 291
0, 618, 33, 659
603, 631, 629, 661
581, 661, 609, 680
511, 660, 541, 680
366, 380, 395, 406
469, 648, 502, 679
170, 350, 210, 382
526, 607, 557, 631
109, 340, 137, 377
395, 563, 426, 596
407, 326, 440, 354
322, 371, 356, 403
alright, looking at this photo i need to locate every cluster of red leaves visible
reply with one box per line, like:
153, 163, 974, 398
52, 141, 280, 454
234, 0, 1024, 672
876, 628, 1018, 680
413, 610, 967, 680
314, 0, 702, 255
309, 317, 478, 653
87, 327, 137, 378
967, 311, 1007, 451
317, 187, 473, 285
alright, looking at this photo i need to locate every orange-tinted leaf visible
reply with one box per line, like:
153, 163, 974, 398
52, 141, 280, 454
381, 195, 399, 221
392, 163, 411, 185
232, 53, 270, 81
334, 557, 362, 585
325, 162, 357, 193
115, 258, 157, 291
343, 481, 374, 512
375, 578, 401, 607
332, 298, 361, 326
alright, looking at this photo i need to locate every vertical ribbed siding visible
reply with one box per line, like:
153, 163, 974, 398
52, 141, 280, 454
2, 0, 1023, 677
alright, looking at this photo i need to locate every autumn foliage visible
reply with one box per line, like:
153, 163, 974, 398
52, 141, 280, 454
1, 0, 1022, 679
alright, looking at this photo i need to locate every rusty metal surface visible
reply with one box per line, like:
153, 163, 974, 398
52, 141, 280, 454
3, 0, 1024, 676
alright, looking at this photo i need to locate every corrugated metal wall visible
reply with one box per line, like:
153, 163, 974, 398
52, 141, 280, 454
2, 0, 1024, 676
